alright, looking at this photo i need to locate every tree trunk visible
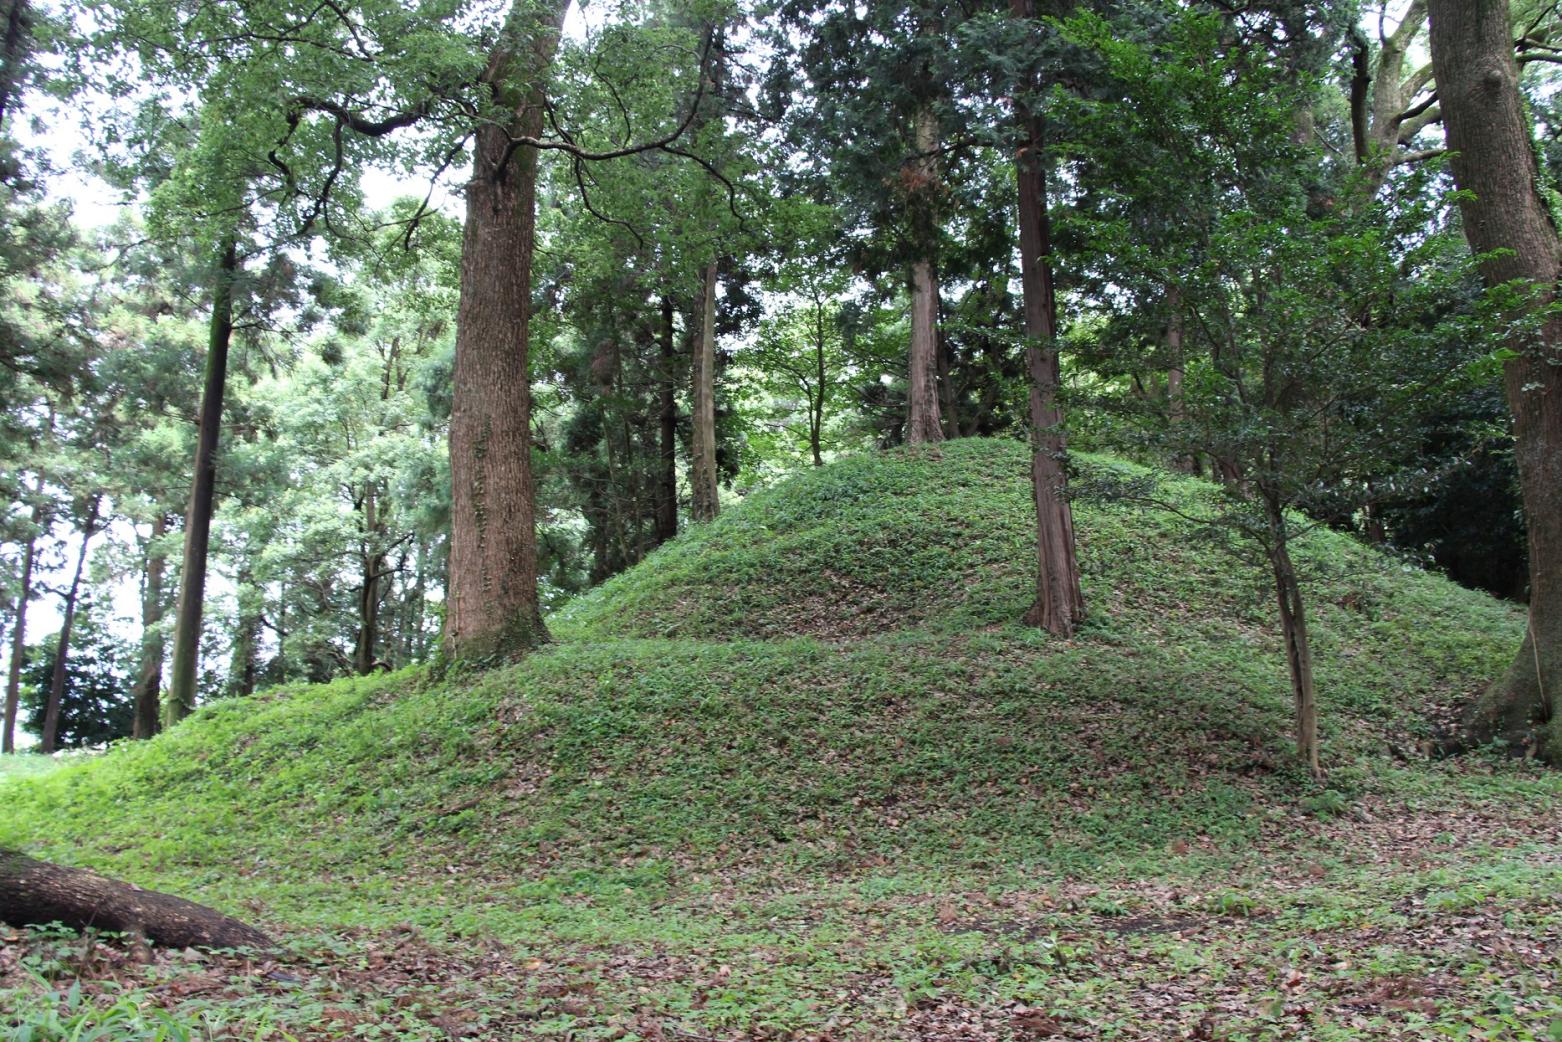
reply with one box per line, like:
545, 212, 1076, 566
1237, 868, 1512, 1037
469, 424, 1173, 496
690, 261, 721, 522
1164, 285, 1196, 474
656, 296, 679, 543
1264, 497, 1320, 776
42, 498, 99, 755
1350, 1, 1434, 195
353, 560, 379, 674
354, 484, 385, 676
937, 328, 959, 439
0, 0, 29, 134
1428, 0, 1562, 760
131, 514, 167, 740
1011, 0, 1085, 639
167, 237, 237, 725
690, 263, 721, 522
408, 538, 428, 661
0, 849, 272, 950
227, 563, 260, 697
443, 0, 569, 662
3, 473, 41, 753
906, 105, 945, 447
811, 291, 827, 467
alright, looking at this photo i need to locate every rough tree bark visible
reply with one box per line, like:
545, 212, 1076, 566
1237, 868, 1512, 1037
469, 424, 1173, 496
1011, 0, 1084, 638
131, 514, 167, 740
3, 472, 42, 753
656, 296, 679, 543
905, 103, 946, 447
1428, 0, 1562, 760
41, 498, 100, 754
443, 0, 570, 661
166, 237, 238, 725
0, 850, 272, 950
690, 262, 721, 522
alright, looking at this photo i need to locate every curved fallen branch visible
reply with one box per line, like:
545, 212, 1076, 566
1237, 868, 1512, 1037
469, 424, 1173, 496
0, 849, 274, 950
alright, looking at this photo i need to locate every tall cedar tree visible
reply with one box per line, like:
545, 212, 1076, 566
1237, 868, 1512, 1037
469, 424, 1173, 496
688, 26, 726, 523
443, 0, 570, 660
1427, 0, 1562, 760
768, 1, 970, 446
691, 258, 721, 520
165, 237, 236, 724
1009, 0, 1084, 637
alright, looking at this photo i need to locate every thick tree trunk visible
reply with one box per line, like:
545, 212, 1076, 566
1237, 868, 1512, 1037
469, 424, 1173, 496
42, 499, 99, 754
0, 850, 272, 950
167, 238, 237, 725
906, 104, 945, 446
656, 296, 679, 543
907, 259, 944, 445
2, 474, 41, 753
443, 0, 568, 662
132, 514, 167, 740
1011, 0, 1085, 639
1428, 0, 1562, 760
689, 262, 721, 522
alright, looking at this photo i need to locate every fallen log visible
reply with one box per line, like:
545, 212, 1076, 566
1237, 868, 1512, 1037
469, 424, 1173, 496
0, 849, 274, 950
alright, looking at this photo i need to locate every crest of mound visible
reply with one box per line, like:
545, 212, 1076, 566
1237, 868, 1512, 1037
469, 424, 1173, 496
551, 439, 1039, 640
548, 438, 1519, 647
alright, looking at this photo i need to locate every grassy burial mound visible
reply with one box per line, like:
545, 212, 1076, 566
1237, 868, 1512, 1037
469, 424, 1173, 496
2, 439, 1557, 1040
2, 439, 1529, 883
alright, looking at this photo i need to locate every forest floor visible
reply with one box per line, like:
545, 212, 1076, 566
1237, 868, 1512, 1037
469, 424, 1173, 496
4, 773, 1559, 1041
3, 441, 1560, 1040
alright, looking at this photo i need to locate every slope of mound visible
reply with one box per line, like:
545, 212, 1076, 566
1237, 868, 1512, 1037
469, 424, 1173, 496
553, 439, 1040, 639
553, 439, 1519, 650
0, 439, 1529, 907
6, 438, 1560, 1039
